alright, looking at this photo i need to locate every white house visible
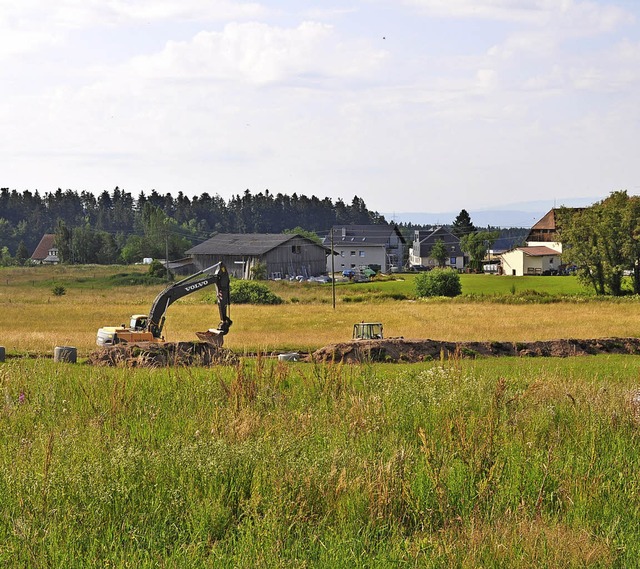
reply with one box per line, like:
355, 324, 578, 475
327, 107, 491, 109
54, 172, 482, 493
500, 246, 561, 276
323, 224, 405, 273
409, 227, 465, 269
499, 210, 563, 276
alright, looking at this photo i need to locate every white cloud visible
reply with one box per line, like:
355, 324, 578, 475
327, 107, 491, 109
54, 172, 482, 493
129, 20, 387, 85
0, 0, 267, 57
399, 0, 632, 31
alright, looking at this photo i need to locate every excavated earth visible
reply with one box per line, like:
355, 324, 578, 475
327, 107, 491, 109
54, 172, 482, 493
88, 342, 238, 367
311, 337, 640, 364
87, 337, 640, 367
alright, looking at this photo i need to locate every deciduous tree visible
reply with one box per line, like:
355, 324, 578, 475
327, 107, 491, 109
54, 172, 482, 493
430, 239, 448, 267
460, 230, 499, 272
559, 191, 640, 295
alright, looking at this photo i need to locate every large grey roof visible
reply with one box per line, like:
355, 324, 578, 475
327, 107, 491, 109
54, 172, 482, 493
324, 224, 405, 247
415, 227, 463, 256
187, 233, 325, 256
417, 227, 459, 246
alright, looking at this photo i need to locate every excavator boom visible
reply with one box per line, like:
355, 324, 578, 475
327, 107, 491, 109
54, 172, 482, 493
147, 262, 232, 339
96, 262, 232, 347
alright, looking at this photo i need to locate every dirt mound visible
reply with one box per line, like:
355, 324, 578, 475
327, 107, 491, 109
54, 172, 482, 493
88, 341, 239, 367
312, 337, 640, 363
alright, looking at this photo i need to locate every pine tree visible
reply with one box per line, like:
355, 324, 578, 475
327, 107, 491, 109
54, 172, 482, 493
452, 209, 476, 237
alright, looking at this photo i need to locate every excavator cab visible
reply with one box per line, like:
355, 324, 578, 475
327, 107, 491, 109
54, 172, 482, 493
130, 315, 148, 331
353, 322, 384, 340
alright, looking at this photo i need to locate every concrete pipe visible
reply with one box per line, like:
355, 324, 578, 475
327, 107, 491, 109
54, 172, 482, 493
54, 346, 77, 363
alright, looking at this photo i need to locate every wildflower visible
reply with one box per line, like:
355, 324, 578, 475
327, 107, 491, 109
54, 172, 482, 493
18, 392, 25, 404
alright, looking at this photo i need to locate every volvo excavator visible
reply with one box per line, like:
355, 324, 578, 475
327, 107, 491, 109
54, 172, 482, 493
96, 262, 232, 347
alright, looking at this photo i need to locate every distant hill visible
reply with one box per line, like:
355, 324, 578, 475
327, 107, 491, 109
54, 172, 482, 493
386, 210, 543, 229
383, 196, 602, 229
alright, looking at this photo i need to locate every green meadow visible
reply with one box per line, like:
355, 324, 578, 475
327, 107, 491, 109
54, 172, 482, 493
2, 356, 640, 567
2, 266, 640, 567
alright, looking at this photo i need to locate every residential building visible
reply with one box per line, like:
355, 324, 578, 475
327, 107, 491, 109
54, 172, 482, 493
186, 233, 328, 279
30, 234, 59, 264
409, 227, 464, 269
323, 224, 405, 273
500, 246, 562, 276
499, 209, 564, 275
525, 209, 564, 253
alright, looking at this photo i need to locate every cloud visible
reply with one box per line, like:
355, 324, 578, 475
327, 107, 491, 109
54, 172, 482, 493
129, 20, 387, 85
0, 0, 267, 57
399, 0, 633, 32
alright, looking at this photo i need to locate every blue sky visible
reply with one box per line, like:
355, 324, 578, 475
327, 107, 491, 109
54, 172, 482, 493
1, 0, 639, 221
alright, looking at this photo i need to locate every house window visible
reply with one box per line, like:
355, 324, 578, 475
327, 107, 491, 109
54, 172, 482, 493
340, 251, 345, 257
450, 257, 456, 265
359, 251, 365, 257
350, 251, 356, 256
291, 245, 301, 254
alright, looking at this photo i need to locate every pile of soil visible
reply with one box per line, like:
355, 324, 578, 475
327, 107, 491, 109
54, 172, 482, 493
312, 337, 640, 364
88, 341, 239, 367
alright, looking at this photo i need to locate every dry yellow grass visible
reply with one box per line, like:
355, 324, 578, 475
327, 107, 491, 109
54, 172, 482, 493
2, 287, 640, 356
408, 516, 613, 567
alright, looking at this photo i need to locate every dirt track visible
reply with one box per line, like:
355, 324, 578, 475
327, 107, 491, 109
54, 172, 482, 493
312, 337, 640, 363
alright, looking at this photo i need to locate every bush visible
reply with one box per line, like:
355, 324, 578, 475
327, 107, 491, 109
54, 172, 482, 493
230, 280, 283, 305
148, 260, 173, 280
415, 268, 462, 298
108, 273, 167, 286
52, 285, 66, 297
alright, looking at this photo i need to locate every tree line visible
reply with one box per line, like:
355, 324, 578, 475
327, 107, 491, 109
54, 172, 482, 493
0, 188, 384, 265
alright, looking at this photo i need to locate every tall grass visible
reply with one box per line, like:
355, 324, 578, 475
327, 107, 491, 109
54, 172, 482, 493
2, 297, 640, 356
2, 265, 640, 355
2, 356, 640, 566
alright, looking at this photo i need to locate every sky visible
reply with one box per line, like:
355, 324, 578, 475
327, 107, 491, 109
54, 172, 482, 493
1, 0, 639, 222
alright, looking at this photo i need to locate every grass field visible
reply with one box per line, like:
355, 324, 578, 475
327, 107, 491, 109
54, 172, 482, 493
1, 265, 638, 356
2, 265, 640, 567
2, 356, 640, 567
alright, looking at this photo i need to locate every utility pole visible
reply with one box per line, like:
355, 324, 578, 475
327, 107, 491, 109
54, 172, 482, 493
165, 222, 170, 283
331, 229, 336, 310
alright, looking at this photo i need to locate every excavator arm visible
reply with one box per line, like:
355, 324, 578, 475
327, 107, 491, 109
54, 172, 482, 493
147, 262, 232, 340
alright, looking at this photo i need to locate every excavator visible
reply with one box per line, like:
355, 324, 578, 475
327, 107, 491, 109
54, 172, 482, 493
96, 262, 232, 347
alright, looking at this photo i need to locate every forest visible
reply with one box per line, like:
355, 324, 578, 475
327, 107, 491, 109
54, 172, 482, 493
0, 186, 530, 267
0, 187, 386, 265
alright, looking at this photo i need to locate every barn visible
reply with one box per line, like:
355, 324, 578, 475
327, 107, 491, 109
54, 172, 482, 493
186, 233, 329, 280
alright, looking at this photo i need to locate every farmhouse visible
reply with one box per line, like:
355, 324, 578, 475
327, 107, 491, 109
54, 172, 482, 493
323, 224, 405, 273
30, 234, 59, 264
500, 246, 562, 276
525, 209, 564, 252
409, 227, 464, 269
499, 209, 563, 275
186, 233, 328, 280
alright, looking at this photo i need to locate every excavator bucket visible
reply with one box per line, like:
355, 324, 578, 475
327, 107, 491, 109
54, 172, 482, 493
195, 329, 225, 347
